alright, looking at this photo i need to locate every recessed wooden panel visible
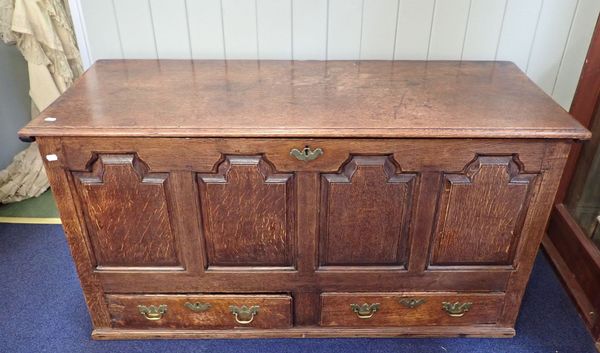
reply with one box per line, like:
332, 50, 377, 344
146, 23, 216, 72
320, 156, 416, 266
198, 156, 295, 267
430, 155, 538, 267
74, 154, 180, 268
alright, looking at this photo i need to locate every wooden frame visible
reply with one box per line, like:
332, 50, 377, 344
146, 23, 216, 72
543, 14, 600, 349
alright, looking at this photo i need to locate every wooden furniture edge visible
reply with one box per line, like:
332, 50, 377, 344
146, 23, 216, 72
498, 140, 572, 326
91, 326, 516, 340
38, 137, 112, 327
17, 128, 592, 140
544, 205, 600, 329
542, 233, 595, 327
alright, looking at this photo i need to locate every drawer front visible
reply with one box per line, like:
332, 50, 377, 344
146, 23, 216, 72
107, 294, 292, 329
320, 292, 504, 327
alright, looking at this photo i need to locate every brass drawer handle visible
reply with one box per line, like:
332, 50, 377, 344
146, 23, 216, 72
184, 302, 211, 312
290, 146, 323, 161
229, 305, 259, 325
138, 304, 167, 321
350, 303, 380, 319
442, 301, 472, 317
399, 298, 426, 309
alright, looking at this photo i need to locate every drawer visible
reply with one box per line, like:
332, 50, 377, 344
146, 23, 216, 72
320, 292, 504, 327
107, 294, 292, 329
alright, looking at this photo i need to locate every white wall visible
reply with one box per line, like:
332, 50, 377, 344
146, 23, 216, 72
72, 0, 600, 110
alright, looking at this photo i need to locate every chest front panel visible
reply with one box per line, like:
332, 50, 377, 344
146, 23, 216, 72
319, 155, 416, 267
430, 156, 539, 268
73, 154, 182, 269
197, 155, 295, 268
62, 138, 546, 282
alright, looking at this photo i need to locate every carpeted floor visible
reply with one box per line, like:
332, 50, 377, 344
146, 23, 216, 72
0, 223, 596, 353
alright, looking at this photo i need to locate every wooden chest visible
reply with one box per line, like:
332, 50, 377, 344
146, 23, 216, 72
19, 60, 590, 339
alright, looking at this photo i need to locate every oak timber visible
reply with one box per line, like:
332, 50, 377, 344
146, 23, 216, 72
20, 60, 590, 339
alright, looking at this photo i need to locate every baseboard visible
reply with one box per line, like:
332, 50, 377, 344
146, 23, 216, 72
91, 325, 516, 340
0, 217, 61, 224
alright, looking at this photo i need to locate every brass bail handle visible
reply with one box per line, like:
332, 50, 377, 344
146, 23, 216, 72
290, 146, 323, 161
350, 303, 380, 319
138, 304, 167, 321
442, 301, 473, 317
229, 305, 260, 325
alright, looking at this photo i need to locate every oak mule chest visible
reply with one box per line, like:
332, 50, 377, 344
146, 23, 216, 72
20, 60, 590, 339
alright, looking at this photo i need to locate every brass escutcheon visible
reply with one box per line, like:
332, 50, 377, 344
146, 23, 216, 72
290, 146, 323, 161
138, 304, 167, 321
229, 305, 259, 325
184, 302, 211, 312
399, 298, 426, 309
350, 303, 380, 319
441, 301, 473, 317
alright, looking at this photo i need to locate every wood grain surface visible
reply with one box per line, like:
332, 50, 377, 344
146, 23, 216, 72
430, 155, 538, 267
107, 294, 292, 329
59, 137, 550, 173
320, 292, 504, 327
91, 325, 516, 339
320, 156, 415, 266
74, 154, 180, 268
19, 60, 590, 139
198, 156, 295, 267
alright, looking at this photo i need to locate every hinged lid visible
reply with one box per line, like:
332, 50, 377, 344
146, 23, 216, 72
19, 60, 591, 140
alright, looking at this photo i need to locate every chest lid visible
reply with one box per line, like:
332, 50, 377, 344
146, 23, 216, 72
19, 60, 590, 140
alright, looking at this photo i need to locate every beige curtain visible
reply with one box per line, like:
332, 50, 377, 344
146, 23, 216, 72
0, 0, 82, 203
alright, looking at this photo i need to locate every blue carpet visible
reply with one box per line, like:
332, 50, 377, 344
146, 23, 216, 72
0, 223, 596, 353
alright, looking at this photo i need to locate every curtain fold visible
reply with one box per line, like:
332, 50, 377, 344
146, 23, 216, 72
0, 0, 82, 203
